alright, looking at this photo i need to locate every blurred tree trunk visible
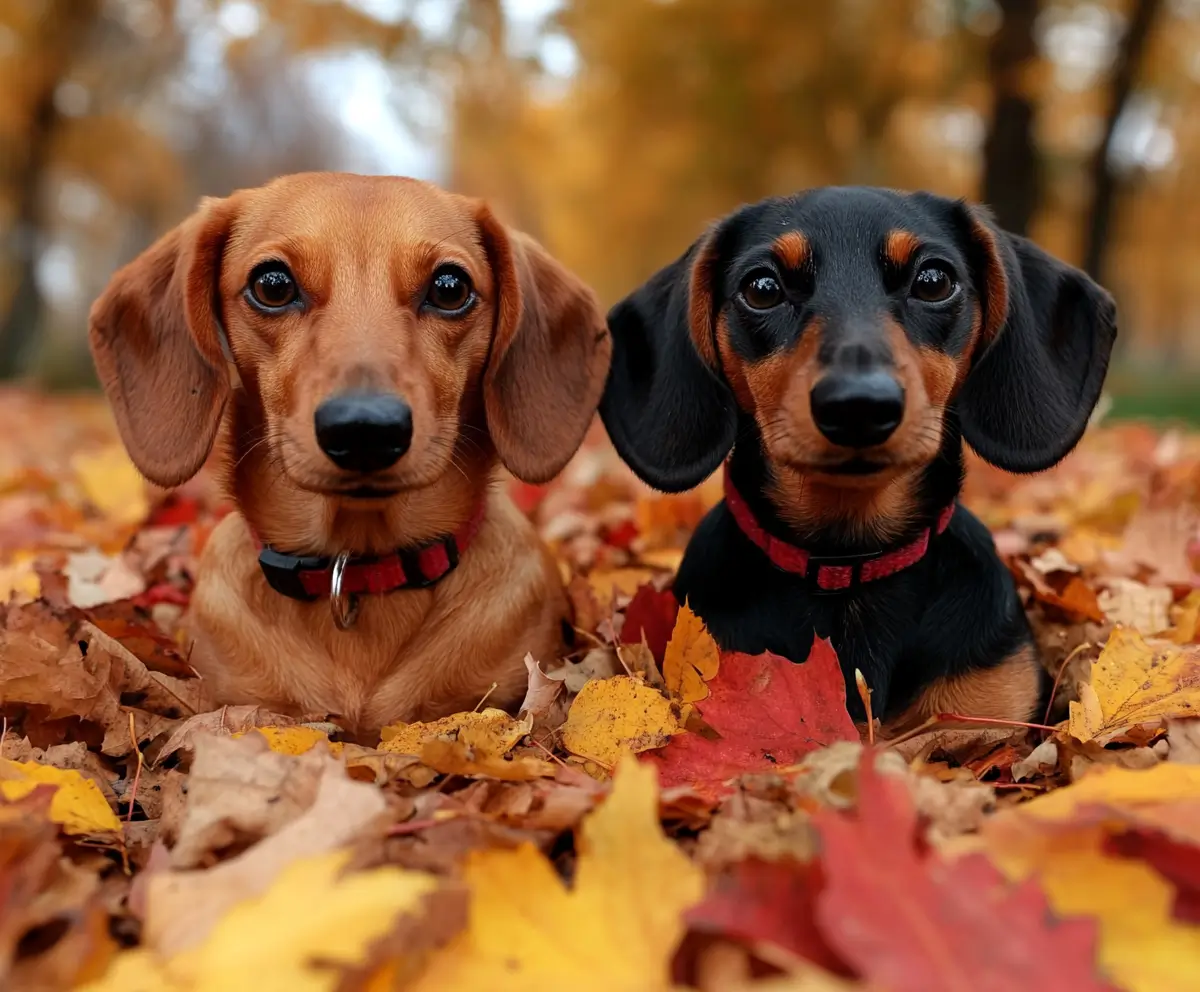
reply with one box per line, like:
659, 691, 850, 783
981, 0, 1040, 236
1082, 0, 1163, 281
0, 91, 60, 378
0, 3, 99, 378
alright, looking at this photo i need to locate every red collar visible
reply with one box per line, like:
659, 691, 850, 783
722, 466, 954, 593
252, 501, 486, 602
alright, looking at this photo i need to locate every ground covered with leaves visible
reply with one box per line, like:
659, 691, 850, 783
3, 389, 1200, 991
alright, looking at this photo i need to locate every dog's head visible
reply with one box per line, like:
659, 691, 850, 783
601, 187, 1117, 494
90, 173, 611, 505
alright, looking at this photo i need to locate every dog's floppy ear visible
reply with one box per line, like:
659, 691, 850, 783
958, 206, 1117, 473
88, 197, 237, 488
599, 228, 737, 492
477, 206, 612, 484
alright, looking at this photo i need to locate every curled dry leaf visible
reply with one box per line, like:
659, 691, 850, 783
157, 705, 306, 763
143, 763, 390, 957
168, 732, 337, 870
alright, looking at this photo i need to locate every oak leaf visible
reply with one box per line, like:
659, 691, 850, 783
648, 638, 857, 799
410, 755, 704, 991
1068, 625, 1200, 742
81, 850, 441, 992
419, 738, 557, 781
560, 674, 678, 769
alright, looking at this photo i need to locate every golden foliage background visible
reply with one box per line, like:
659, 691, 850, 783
2, 0, 1198, 399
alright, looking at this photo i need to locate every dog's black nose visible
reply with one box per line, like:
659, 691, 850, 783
810, 372, 904, 449
314, 393, 413, 473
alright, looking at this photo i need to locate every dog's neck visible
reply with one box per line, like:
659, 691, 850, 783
218, 389, 494, 557
729, 410, 964, 555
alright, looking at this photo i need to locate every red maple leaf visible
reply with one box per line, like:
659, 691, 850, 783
684, 858, 851, 976
646, 635, 858, 798
621, 584, 679, 662
814, 750, 1116, 992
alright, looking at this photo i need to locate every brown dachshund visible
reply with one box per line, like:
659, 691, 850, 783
89, 173, 611, 736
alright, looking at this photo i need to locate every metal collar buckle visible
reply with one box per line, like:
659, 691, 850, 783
329, 551, 360, 630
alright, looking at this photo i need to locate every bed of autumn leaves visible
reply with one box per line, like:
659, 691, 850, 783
6, 390, 1200, 991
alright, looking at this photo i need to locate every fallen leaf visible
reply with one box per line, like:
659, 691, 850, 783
974, 816, 1200, 992
82, 850, 441, 992
814, 749, 1113, 992
380, 708, 530, 758
157, 705, 305, 763
1068, 625, 1200, 743
72, 445, 149, 526
65, 549, 146, 608
168, 732, 335, 870
411, 754, 704, 991
0, 759, 120, 834
621, 584, 679, 662
685, 858, 849, 975
1097, 579, 1173, 632
144, 762, 390, 956
517, 653, 565, 728
419, 738, 557, 781
662, 601, 720, 719
560, 675, 678, 770
649, 638, 858, 799
237, 725, 344, 757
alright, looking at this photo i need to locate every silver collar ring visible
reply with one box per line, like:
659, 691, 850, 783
329, 551, 360, 631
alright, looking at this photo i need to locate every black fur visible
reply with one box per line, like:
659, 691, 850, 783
600, 187, 1117, 722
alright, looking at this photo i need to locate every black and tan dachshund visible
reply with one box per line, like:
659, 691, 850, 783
601, 188, 1116, 732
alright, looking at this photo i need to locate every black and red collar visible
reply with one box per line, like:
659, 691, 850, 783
722, 465, 954, 593
253, 501, 486, 602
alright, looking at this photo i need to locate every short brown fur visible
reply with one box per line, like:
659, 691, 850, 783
89, 173, 611, 735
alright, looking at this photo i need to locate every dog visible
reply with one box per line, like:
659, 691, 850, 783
89, 173, 611, 736
600, 187, 1116, 732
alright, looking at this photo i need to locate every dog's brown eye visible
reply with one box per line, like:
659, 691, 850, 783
741, 271, 784, 310
426, 266, 474, 313
911, 264, 956, 303
249, 265, 297, 309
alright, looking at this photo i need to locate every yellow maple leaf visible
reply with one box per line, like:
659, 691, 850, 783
411, 755, 703, 992
79, 850, 439, 992
233, 726, 344, 757
661, 601, 719, 719
0, 758, 121, 835
561, 675, 678, 769
379, 708, 530, 757
72, 444, 149, 526
1067, 625, 1200, 742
